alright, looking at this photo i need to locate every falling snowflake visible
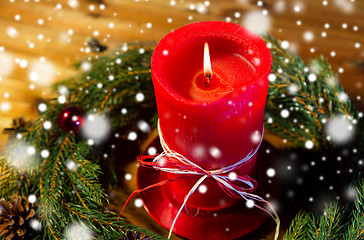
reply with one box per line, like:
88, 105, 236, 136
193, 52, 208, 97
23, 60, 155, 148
334, 0, 354, 13
127, 131, 137, 141
43, 121, 52, 130
266, 168, 276, 177
242, 10, 272, 35
40, 149, 50, 158
268, 73, 276, 82
28, 194, 37, 204
305, 140, 314, 149
4, 140, 36, 172
308, 73, 317, 82
28, 61, 55, 86
58, 95, 67, 104
281, 41, 289, 49
6, 27, 18, 38
273, 1, 286, 14
196, 3, 208, 14
303, 31, 314, 42
125, 173, 132, 181
137, 120, 150, 133
0, 102, 11, 112
65, 222, 93, 240
280, 109, 289, 118
228, 172, 237, 180
198, 184, 208, 194
81, 114, 111, 144
325, 115, 355, 145
246, 199, 255, 208
66, 159, 77, 171
209, 146, 222, 158
288, 84, 299, 94
29, 219, 41, 231
134, 198, 143, 208
147, 147, 157, 155
136, 92, 145, 102
193, 145, 206, 158
121, 108, 127, 115
80, 62, 92, 72
0, 52, 14, 77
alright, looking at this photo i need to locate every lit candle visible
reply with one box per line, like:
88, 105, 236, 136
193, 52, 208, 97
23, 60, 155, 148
144, 21, 272, 238
190, 41, 256, 102
152, 21, 270, 171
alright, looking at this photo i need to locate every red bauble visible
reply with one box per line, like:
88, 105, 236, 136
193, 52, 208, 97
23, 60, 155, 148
58, 106, 85, 134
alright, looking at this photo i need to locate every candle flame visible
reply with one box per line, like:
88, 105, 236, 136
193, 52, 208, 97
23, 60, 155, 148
204, 42, 212, 78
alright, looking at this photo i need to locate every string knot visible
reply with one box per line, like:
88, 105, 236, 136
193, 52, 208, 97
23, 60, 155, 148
119, 121, 280, 240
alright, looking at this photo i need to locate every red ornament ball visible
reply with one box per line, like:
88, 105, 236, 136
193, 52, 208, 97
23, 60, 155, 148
58, 106, 85, 133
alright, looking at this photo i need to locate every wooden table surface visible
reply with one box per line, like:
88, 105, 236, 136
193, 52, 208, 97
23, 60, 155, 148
0, 0, 363, 239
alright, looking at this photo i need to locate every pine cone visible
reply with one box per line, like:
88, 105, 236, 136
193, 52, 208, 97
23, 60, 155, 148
0, 195, 38, 240
3, 117, 28, 135
122, 230, 152, 240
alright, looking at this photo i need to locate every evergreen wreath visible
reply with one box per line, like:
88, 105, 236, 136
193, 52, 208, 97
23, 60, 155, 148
0, 35, 363, 240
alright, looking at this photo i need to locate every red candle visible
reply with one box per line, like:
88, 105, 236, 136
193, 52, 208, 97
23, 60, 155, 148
146, 21, 271, 238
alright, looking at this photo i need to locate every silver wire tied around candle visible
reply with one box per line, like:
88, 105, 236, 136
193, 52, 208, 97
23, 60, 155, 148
154, 120, 280, 240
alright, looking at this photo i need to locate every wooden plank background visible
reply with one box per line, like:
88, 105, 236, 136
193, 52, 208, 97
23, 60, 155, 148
0, 0, 363, 239
0, 0, 363, 148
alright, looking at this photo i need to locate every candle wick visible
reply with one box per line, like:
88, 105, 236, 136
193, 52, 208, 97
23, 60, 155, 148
205, 74, 211, 87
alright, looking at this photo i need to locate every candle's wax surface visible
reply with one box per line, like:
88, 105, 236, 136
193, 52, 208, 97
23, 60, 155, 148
151, 21, 271, 210
165, 38, 259, 103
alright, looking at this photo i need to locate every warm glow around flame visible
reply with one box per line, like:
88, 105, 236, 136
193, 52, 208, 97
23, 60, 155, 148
204, 42, 212, 77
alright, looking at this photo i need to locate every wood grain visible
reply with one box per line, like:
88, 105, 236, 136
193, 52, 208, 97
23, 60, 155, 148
0, 0, 363, 239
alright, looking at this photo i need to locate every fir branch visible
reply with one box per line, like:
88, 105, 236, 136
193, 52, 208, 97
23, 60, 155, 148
282, 211, 310, 240
0, 159, 28, 198
343, 181, 364, 240
309, 203, 343, 240
285, 180, 364, 240
264, 36, 358, 150
64, 202, 167, 240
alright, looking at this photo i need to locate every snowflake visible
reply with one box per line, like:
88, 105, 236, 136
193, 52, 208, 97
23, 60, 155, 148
43, 121, 52, 130
4, 141, 36, 172
65, 222, 93, 240
325, 115, 355, 145
137, 120, 150, 132
6, 26, 18, 38
40, 149, 50, 158
281, 41, 289, 49
81, 114, 111, 144
198, 184, 207, 194
209, 146, 222, 158
305, 140, 314, 149
0, 52, 14, 77
273, 0, 286, 14
66, 159, 77, 171
134, 198, 143, 208
266, 168, 276, 177
125, 173, 132, 181
147, 147, 157, 155
280, 109, 289, 118
29, 219, 41, 231
28, 61, 55, 86
0, 102, 11, 112
136, 92, 145, 102
303, 31, 314, 42
80, 62, 92, 72
127, 131, 137, 141
246, 200, 254, 208
242, 10, 271, 35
